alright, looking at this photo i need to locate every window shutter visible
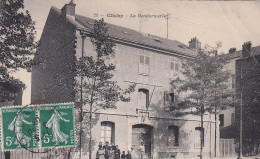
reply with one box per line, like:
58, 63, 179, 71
170, 61, 175, 77
140, 55, 144, 64
145, 56, 150, 65
170, 62, 174, 70
175, 94, 178, 102
164, 91, 169, 105
144, 56, 150, 74
175, 63, 179, 71
139, 55, 144, 74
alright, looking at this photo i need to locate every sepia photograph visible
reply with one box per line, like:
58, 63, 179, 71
0, 0, 260, 159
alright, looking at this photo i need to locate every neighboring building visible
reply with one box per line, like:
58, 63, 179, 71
219, 48, 241, 158
219, 48, 241, 131
31, 1, 217, 159
235, 42, 260, 156
219, 42, 260, 157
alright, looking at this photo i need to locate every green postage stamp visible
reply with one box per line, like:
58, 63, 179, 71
1, 106, 38, 150
39, 103, 75, 148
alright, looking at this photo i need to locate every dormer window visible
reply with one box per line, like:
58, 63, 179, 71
122, 31, 131, 35
153, 38, 161, 42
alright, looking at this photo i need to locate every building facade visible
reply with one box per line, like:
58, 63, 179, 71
31, 2, 218, 158
235, 42, 260, 156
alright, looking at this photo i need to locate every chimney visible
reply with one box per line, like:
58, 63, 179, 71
189, 37, 201, 50
242, 41, 252, 58
61, 0, 76, 19
229, 47, 236, 54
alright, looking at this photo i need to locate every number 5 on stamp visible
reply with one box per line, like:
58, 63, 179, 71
39, 103, 75, 148
1, 106, 38, 150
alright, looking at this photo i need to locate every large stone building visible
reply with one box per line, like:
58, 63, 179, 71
31, 1, 218, 158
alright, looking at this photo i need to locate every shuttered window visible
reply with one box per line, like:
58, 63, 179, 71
164, 91, 177, 105
169, 61, 179, 78
139, 55, 150, 75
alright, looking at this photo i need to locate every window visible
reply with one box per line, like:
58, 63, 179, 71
231, 113, 235, 125
138, 89, 149, 109
169, 61, 179, 78
195, 127, 204, 148
101, 121, 115, 144
169, 93, 175, 104
139, 55, 150, 75
164, 91, 176, 106
168, 126, 179, 147
219, 114, 224, 127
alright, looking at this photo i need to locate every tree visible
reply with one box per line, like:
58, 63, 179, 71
0, 0, 37, 158
171, 46, 236, 159
0, 0, 37, 101
74, 19, 135, 159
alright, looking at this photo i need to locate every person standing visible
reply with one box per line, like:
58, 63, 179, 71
111, 143, 116, 150
109, 147, 115, 159
97, 146, 105, 159
121, 151, 126, 159
139, 142, 145, 159
114, 145, 121, 159
126, 150, 132, 159
130, 147, 137, 159
103, 141, 110, 159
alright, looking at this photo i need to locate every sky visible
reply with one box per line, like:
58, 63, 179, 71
17, 0, 260, 105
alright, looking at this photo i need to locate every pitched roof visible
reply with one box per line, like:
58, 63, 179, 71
250, 46, 260, 56
51, 6, 197, 58
223, 46, 260, 60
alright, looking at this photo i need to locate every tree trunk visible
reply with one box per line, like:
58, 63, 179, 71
89, 103, 93, 159
200, 110, 204, 159
4, 151, 10, 159
214, 108, 217, 157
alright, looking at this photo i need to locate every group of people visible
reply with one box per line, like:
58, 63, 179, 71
96, 141, 134, 159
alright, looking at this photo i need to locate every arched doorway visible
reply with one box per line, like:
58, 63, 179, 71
132, 124, 152, 159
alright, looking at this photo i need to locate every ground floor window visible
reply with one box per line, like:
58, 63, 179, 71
101, 121, 115, 144
168, 126, 179, 147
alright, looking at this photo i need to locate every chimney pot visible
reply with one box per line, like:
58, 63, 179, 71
189, 37, 201, 50
229, 47, 236, 54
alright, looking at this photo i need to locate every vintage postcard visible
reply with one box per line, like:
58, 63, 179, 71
0, 0, 260, 159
